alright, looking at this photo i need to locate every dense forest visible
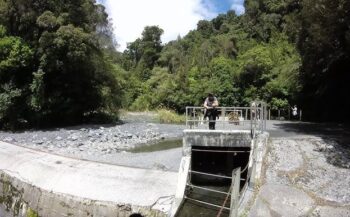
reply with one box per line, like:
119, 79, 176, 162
116, 0, 350, 122
0, 0, 121, 129
0, 0, 349, 129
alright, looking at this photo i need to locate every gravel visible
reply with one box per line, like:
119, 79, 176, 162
0, 115, 186, 171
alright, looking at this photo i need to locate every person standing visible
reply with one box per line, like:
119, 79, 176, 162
204, 93, 219, 130
292, 105, 298, 120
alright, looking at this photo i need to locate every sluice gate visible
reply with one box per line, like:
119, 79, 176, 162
171, 104, 268, 217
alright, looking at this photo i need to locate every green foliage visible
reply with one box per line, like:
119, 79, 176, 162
0, 84, 22, 126
156, 109, 185, 124
26, 208, 39, 217
116, 0, 348, 122
0, 0, 345, 124
119, 7, 302, 115
270, 98, 289, 110
29, 70, 45, 111
125, 25, 164, 74
0, 35, 33, 73
0, 0, 121, 129
296, 0, 350, 120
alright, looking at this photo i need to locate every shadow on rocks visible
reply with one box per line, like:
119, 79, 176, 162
275, 122, 350, 169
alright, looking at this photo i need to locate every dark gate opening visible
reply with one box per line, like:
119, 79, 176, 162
175, 146, 251, 217
191, 146, 250, 188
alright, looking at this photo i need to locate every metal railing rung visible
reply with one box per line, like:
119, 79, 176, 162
186, 184, 231, 195
190, 170, 232, 179
191, 149, 250, 153
189, 170, 245, 181
184, 196, 230, 210
189, 170, 246, 181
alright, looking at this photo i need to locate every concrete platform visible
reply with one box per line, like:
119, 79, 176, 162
0, 141, 178, 216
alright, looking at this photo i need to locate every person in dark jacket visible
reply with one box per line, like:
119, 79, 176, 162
204, 93, 219, 130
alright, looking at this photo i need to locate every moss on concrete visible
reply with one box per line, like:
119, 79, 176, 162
0, 170, 168, 217
0, 172, 40, 217
27, 208, 39, 217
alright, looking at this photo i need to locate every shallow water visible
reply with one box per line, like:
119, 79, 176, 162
175, 185, 231, 217
128, 139, 182, 153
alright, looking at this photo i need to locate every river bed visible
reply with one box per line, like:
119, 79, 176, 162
0, 113, 186, 171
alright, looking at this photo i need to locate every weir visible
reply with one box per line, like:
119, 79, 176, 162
171, 104, 269, 217
0, 103, 268, 217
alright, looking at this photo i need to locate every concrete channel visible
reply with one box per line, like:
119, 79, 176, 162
170, 129, 269, 217
0, 141, 178, 217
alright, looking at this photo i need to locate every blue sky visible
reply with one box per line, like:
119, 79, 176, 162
99, 0, 245, 50
202, 0, 245, 14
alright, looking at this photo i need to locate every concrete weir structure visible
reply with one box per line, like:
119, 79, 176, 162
0, 141, 177, 217
171, 105, 269, 217
170, 129, 269, 217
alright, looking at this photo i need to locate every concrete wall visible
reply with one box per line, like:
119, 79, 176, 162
249, 132, 269, 187
182, 130, 252, 156
0, 171, 169, 217
0, 141, 177, 217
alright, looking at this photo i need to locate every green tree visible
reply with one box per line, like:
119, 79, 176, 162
297, 0, 350, 120
0, 0, 121, 129
0, 25, 33, 129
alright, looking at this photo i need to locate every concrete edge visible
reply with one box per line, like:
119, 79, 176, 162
169, 157, 190, 217
0, 170, 168, 217
238, 132, 270, 216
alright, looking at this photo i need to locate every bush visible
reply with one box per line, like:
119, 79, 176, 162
156, 109, 185, 124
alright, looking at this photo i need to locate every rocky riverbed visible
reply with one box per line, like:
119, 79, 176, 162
0, 113, 186, 171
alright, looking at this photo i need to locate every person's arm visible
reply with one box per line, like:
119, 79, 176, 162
203, 98, 209, 109
212, 98, 219, 107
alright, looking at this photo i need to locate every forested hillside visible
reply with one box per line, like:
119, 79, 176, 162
0, 0, 121, 129
116, 0, 350, 122
118, 15, 301, 111
0, 0, 349, 130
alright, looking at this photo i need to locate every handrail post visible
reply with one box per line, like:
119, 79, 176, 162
250, 107, 253, 138
229, 167, 241, 217
185, 106, 188, 128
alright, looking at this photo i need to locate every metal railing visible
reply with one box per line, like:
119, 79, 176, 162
183, 166, 243, 217
185, 102, 267, 135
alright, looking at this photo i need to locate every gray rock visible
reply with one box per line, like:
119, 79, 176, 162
258, 184, 314, 216
310, 206, 350, 217
70, 135, 78, 141
4, 137, 14, 142
55, 136, 63, 141
35, 140, 44, 145
152, 163, 169, 171
249, 197, 272, 217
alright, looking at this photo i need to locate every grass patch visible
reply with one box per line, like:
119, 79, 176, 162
156, 109, 185, 124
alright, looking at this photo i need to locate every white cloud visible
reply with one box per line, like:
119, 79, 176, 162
230, 0, 245, 15
102, 0, 217, 51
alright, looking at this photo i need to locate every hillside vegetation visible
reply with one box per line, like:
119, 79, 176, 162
0, 0, 121, 129
116, 0, 350, 122
0, 0, 349, 129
